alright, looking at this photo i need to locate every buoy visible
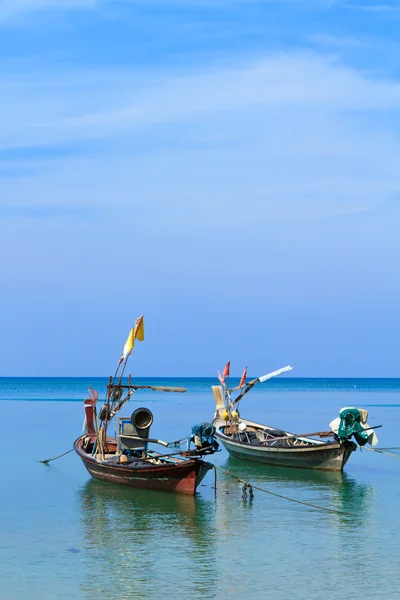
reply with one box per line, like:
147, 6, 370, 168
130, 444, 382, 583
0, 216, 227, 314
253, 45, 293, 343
221, 409, 230, 421
231, 410, 240, 421
119, 454, 128, 464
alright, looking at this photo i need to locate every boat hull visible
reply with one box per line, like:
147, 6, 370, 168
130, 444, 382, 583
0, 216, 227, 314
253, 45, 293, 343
74, 437, 212, 495
214, 419, 355, 472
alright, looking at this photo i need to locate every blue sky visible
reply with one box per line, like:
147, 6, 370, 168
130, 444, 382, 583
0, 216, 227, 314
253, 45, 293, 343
1, 0, 399, 376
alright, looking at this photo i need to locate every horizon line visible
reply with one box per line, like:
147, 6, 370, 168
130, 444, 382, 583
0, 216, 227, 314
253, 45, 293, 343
1, 375, 400, 380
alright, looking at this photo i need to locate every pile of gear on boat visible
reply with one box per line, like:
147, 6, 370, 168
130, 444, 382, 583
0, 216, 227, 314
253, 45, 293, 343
115, 415, 220, 460
228, 408, 378, 449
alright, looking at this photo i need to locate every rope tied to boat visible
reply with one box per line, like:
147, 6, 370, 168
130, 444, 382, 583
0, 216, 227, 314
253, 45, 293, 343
38, 448, 74, 464
361, 447, 400, 459
214, 465, 354, 516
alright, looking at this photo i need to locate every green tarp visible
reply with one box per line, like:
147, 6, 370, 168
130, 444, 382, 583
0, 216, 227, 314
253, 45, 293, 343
338, 408, 369, 446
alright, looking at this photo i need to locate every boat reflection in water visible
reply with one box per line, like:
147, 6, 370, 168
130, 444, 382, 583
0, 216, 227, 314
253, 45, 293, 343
192, 457, 376, 598
77, 480, 218, 599
220, 455, 376, 517
77, 459, 378, 599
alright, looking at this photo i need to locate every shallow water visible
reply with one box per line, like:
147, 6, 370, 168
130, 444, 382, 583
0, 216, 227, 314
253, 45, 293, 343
1, 378, 400, 599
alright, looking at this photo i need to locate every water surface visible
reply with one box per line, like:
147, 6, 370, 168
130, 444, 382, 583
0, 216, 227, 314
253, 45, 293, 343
1, 377, 400, 599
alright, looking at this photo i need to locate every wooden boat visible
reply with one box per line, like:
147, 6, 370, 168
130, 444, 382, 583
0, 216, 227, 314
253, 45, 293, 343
75, 316, 217, 495
213, 416, 356, 471
75, 433, 213, 495
212, 363, 379, 472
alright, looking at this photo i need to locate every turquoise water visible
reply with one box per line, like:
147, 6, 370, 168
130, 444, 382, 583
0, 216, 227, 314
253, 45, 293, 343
2, 377, 400, 599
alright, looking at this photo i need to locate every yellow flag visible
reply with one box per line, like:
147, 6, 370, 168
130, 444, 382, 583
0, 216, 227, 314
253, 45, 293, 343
122, 328, 135, 359
134, 315, 144, 342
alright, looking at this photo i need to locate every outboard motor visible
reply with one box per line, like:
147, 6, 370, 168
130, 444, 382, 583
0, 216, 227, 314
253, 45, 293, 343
337, 408, 370, 446
330, 407, 379, 447
190, 422, 219, 453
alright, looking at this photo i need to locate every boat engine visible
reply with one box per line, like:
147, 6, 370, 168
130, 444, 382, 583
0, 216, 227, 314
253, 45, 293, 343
190, 422, 219, 453
330, 407, 378, 446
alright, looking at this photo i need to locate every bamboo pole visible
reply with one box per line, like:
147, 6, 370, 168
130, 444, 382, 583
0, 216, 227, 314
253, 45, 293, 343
255, 424, 382, 444
111, 384, 187, 392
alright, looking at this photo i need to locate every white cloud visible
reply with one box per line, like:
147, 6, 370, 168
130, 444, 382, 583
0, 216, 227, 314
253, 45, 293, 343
1, 48, 400, 378
344, 3, 398, 12
1, 51, 400, 227
0, 0, 338, 22
2, 53, 400, 154
308, 33, 366, 47
0, 0, 99, 20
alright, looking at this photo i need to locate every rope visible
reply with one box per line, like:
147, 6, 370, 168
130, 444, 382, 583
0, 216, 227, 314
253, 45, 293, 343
38, 448, 74, 464
214, 465, 354, 516
361, 447, 400, 459
369, 447, 400, 451
167, 436, 190, 448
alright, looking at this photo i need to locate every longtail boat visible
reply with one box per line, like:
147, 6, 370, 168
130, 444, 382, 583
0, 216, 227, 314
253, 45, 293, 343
212, 363, 380, 472
75, 316, 218, 495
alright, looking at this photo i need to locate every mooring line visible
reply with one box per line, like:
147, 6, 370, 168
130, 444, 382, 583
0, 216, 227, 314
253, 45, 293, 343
214, 465, 354, 516
361, 447, 400, 459
38, 448, 74, 464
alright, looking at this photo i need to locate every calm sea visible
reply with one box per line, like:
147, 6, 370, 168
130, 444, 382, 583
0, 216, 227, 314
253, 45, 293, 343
1, 377, 400, 599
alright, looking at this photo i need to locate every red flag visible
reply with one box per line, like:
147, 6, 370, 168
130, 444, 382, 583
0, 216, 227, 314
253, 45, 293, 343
223, 361, 230, 379
218, 361, 230, 385
239, 366, 247, 389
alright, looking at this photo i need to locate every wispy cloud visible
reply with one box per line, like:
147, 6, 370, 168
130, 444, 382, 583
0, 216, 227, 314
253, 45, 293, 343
0, 143, 88, 161
1, 51, 400, 229
0, 0, 338, 22
0, 205, 101, 219
2, 53, 400, 154
308, 33, 366, 47
344, 3, 398, 12
0, 0, 99, 20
